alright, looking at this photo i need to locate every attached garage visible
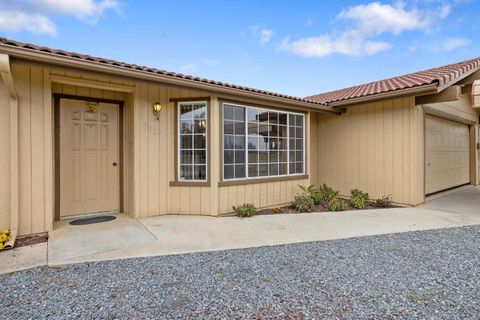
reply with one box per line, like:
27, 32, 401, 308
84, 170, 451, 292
425, 115, 470, 195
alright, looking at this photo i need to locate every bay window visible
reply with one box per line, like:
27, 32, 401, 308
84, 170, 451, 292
223, 102, 304, 181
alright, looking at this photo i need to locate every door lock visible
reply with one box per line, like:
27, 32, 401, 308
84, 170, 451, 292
112, 162, 118, 167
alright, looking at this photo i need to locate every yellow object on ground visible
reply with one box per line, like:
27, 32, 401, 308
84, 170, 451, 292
0, 229, 10, 250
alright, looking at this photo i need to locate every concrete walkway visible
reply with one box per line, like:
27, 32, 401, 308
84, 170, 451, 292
421, 185, 480, 214
0, 243, 47, 274
2, 186, 480, 273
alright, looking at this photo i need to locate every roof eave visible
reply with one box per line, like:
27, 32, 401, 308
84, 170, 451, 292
327, 83, 439, 108
437, 65, 480, 92
0, 44, 340, 114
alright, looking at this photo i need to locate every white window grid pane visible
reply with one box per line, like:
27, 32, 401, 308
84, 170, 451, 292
178, 101, 208, 181
223, 114, 246, 179
223, 103, 305, 180
287, 113, 305, 175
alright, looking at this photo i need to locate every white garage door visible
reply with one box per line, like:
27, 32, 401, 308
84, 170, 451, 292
425, 115, 470, 195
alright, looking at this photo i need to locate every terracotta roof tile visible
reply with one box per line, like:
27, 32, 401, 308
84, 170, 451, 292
306, 57, 480, 104
0, 37, 327, 107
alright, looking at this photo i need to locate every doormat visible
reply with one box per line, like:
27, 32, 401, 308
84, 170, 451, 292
69, 215, 116, 226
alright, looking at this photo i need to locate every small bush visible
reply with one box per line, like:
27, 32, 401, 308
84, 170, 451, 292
350, 189, 369, 209
298, 185, 323, 205
298, 184, 315, 196
294, 194, 315, 213
311, 189, 323, 205
327, 197, 347, 211
372, 195, 393, 208
233, 203, 257, 217
318, 183, 339, 201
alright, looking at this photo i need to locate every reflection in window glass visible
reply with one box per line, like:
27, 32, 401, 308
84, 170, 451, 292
288, 113, 304, 175
178, 101, 207, 181
223, 105, 246, 179
223, 103, 304, 180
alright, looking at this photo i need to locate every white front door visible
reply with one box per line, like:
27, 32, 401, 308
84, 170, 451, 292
60, 99, 120, 218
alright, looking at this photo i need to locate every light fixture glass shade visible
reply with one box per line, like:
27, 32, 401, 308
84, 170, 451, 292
153, 102, 162, 119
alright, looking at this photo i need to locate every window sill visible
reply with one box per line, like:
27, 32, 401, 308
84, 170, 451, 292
169, 181, 210, 187
218, 174, 308, 187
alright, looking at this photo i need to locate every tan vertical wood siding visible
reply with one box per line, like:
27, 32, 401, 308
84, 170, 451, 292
218, 178, 310, 214
421, 92, 478, 124
133, 83, 213, 217
314, 97, 424, 205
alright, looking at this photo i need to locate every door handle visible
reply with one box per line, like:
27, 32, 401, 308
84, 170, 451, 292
112, 162, 118, 167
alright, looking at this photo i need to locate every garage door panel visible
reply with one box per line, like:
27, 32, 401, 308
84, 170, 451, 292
426, 115, 470, 195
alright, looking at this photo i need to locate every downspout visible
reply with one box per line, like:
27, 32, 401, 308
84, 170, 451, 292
0, 54, 18, 249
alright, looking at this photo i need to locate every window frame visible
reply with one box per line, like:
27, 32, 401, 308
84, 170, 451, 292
171, 98, 210, 186
221, 101, 306, 182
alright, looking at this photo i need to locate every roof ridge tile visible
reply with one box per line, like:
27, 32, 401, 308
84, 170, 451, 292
306, 56, 480, 104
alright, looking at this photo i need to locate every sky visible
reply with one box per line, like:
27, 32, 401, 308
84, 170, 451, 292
0, 0, 479, 97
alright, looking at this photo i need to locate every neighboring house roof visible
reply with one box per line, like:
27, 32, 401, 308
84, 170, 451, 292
0, 37, 329, 108
305, 57, 480, 105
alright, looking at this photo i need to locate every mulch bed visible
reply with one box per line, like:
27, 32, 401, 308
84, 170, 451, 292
15, 233, 48, 248
256, 199, 397, 215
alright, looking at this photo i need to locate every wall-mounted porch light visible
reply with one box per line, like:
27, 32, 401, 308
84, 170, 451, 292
152, 102, 162, 120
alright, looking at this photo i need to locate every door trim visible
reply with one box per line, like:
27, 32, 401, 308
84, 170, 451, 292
54, 94, 124, 220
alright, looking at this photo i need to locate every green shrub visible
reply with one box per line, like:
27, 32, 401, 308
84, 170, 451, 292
294, 194, 315, 213
298, 185, 315, 197
318, 183, 339, 201
372, 195, 393, 208
298, 184, 323, 205
311, 190, 323, 205
350, 189, 369, 209
233, 203, 257, 217
327, 197, 347, 211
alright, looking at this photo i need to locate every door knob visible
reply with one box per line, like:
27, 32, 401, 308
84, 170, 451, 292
112, 162, 118, 167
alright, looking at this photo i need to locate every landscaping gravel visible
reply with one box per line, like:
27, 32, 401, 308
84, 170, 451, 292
1, 226, 479, 319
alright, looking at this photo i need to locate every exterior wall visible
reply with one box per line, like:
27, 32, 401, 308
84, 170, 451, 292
313, 97, 425, 206
133, 84, 214, 217
218, 179, 309, 214
421, 91, 478, 123
10, 63, 52, 235
0, 60, 316, 235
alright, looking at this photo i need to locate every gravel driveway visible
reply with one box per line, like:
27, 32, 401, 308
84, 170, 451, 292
1, 226, 479, 319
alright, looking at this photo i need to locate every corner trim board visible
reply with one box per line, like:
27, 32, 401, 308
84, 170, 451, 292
0, 53, 18, 247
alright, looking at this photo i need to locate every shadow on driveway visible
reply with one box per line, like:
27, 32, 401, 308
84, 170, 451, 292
422, 186, 480, 215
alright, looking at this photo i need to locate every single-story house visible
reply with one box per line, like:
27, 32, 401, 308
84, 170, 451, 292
0, 37, 479, 239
